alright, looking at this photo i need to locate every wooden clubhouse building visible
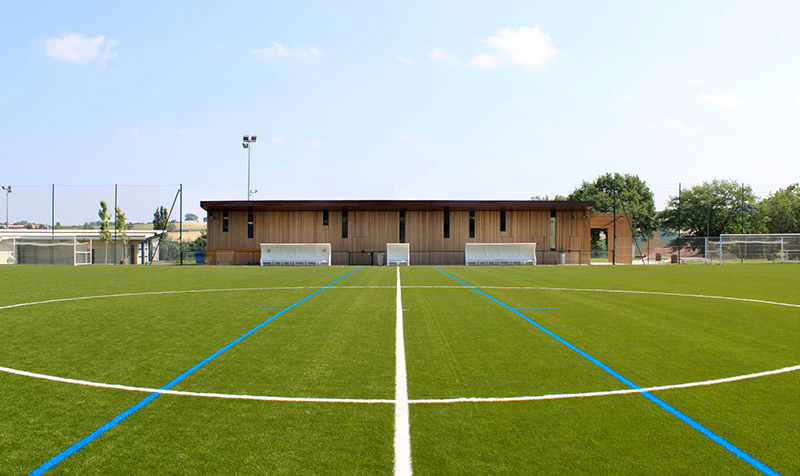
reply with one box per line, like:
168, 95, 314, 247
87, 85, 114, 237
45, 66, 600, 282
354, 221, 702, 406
200, 200, 633, 265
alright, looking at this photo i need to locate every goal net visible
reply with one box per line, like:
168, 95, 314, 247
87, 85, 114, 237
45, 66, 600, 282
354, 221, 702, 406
465, 243, 537, 265
386, 243, 410, 266
3, 237, 94, 265
706, 234, 800, 264
260, 243, 331, 266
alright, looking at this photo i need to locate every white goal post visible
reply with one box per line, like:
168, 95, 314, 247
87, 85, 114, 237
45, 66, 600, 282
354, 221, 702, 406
706, 234, 800, 264
260, 243, 331, 266
387, 243, 410, 266
465, 243, 537, 266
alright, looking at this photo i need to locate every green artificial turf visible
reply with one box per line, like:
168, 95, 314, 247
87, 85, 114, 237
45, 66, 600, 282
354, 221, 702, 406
0, 264, 797, 474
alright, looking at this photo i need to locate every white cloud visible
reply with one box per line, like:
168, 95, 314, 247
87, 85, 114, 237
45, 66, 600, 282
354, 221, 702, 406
178, 127, 188, 135
672, 119, 690, 129
429, 48, 446, 60
306, 138, 323, 149
130, 126, 141, 137
396, 134, 430, 146
44, 32, 118, 64
271, 136, 284, 145
480, 26, 557, 68
621, 94, 633, 103
646, 123, 657, 130
686, 78, 704, 87
395, 55, 412, 63
469, 53, 499, 68
693, 122, 706, 132
698, 91, 746, 106
253, 42, 321, 61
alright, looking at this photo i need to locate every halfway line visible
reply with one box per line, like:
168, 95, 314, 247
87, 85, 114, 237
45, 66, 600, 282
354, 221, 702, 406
394, 267, 413, 475
29, 268, 361, 476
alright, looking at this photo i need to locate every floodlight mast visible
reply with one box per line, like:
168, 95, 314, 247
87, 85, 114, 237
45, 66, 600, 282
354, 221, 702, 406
243, 135, 258, 200
1, 185, 10, 229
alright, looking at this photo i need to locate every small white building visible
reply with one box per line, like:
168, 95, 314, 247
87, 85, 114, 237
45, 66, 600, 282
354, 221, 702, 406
0, 229, 162, 265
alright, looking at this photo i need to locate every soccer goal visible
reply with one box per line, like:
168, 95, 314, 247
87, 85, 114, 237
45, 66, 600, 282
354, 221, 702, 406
259, 243, 331, 266
465, 243, 537, 266
6, 237, 94, 266
706, 234, 800, 264
386, 243, 410, 266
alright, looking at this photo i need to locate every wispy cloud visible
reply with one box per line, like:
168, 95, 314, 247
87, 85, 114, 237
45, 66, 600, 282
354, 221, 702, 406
671, 119, 706, 132
503, 94, 536, 105
271, 136, 284, 145
621, 94, 633, 103
470, 26, 557, 68
469, 53, 499, 68
178, 127, 188, 135
698, 91, 746, 106
130, 126, 141, 137
253, 42, 321, 61
686, 78, 704, 87
44, 32, 118, 65
306, 138, 323, 149
429, 48, 447, 60
395, 55, 412, 63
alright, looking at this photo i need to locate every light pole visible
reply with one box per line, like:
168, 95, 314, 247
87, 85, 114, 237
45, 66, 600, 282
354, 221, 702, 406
1, 186, 10, 229
243, 135, 258, 200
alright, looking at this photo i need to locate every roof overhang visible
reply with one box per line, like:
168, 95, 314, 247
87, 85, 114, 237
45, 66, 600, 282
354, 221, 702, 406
201, 200, 595, 213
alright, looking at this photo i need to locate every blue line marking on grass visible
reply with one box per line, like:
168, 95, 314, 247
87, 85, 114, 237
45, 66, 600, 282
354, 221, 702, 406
434, 267, 779, 476
29, 267, 362, 476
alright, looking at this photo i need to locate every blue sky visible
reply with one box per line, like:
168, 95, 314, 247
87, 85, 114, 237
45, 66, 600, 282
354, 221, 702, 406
1, 1, 798, 224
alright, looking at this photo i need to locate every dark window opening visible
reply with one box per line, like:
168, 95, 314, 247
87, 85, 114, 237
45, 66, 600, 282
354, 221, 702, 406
550, 210, 557, 250
399, 210, 406, 243
342, 210, 348, 238
469, 210, 476, 238
443, 210, 450, 239
322, 210, 329, 226
247, 210, 254, 239
222, 209, 229, 233
500, 210, 506, 232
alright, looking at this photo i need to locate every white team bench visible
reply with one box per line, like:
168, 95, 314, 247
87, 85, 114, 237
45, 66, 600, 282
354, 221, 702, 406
260, 243, 331, 266
465, 243, 537, 265
387, 243, 410, 266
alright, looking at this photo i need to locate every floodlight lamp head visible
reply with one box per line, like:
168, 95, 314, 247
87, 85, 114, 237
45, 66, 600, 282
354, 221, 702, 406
243, 135, 249, 142
243, 143, 249, 149
251, 135, 257, 142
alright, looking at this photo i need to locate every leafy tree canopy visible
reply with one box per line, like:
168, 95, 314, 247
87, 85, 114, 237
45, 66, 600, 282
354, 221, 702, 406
757, 183, 800, 234
566, 173, 656, 239
656, 179, 759, 237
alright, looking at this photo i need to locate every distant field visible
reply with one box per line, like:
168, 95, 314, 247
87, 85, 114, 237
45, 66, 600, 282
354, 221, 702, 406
1, 264, 797, 474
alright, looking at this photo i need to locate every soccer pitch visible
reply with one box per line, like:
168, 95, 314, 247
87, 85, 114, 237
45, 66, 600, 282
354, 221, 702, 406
1, 265, 798, 474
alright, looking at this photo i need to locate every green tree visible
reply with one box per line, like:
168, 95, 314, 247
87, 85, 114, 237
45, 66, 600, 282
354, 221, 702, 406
757, 184, 800, 233
115, 206, 129, 263
185, 213, 199, 222
98, 201, 112, 264
657, 180, 759, 237
153, 205, 169, 259
566, 173, 657, 241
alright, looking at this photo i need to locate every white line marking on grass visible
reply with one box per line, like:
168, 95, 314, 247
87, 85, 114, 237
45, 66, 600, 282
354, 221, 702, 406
394, 267, 413, 475
2, 364, 797, 405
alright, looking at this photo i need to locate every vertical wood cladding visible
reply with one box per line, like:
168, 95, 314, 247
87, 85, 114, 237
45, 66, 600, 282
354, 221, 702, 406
207, 208, 590, 253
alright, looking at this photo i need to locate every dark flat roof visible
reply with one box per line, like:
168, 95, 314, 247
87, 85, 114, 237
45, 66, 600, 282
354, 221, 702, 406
201, 200, 595, 212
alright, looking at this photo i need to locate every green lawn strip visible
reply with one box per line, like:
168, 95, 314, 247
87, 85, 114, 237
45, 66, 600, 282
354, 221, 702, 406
0, 265, 352, 307
0, 373, 144, 474
409, 395, 756, 475
483, 288, 799, 386
439, 264, 800, 306
652, 371, 800, 475
50, 396, 393, 475
171, 283, 395, 399
401, 267, 628, 399
0, 289, 312, 387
